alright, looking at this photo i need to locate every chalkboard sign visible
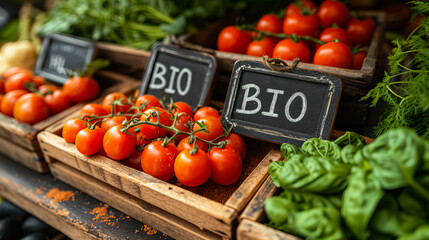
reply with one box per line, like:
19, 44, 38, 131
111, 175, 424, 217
34, 33, 96, 84
222, 61, 342, 146
139, 43, 216, 110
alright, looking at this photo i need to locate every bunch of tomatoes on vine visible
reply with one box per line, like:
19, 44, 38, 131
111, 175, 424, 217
0, 60, 107, 125
217, 0, 375, 69
62, 91, 247, 187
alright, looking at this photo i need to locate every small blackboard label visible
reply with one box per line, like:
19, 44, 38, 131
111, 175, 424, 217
139, 43, 216, 110
34, 33, 95, 84
222, 61, 342, 146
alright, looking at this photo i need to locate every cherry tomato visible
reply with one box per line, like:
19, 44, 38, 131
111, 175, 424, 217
193, 106, 220, 121
124, 150, 143, 171
347, 17, 375, 46
272, 38, 311, 63
75, 126, 105, 156
317, 27, 351, 49
246, 38, 276, 57
193, 116, 224, 141
5, 71, 34, 93
2, 67, 32, 79
317, 0, 349, 28
174, 149, 211, 187
217, 26, 252, 54
0, 78, 4, 94
101, 116, 127, 132
177, 136, 208, 153
102, 92, 131, 114
135, 131, 151, 148
135, 94, 162, 112
0, 95, 3, 106
170, 112, 193, 141
62, 118, 87, 143
352, 50, 368, 70
38, 84, 59, 95
141, 140, 178, 181
169, 101, 194, 119
63, 76, 99, 103
13, 93, 50, 125
1, 89, 28, 116
33, 76, 45, 87
103, 125, 136, 161
313, 42, 353, 69
286, 0, 317, 16
255, 14, 283, 34
138, 107, 173, 139
44, 89, 72, 115
219, 133, 247, 161
80, 103, 107, 125
208, 145, 242, 185
283, 11, 320, 38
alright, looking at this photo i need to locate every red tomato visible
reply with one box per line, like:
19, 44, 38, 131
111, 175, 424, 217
62, 118, 87, 143
138, 107, 173, 139
208, 146, 242, 185
352, 50, 368, 70
44, 89, 72, 115
283, 11, 320, 38
174, 149, 211, 187
256, 14, 283, 34
80, 103, 107, 125
135, 94, 162, 112
272, 38, 311, 63
317, 27, 351, 48
5, 71, 34, 93
169, 101, 194, 119
63, 76, 99, 103
135, 131, 151, 148
141, 140, 178, 181
170, 112, 193, 141
38, 84, 59, 95
13, 93, 50, 125
317, 0, 349, 28
177, 136, 208, 153
313, 42, 353, 69
246, 38, 276, 57
286, 0, 317, 16
103, 125, 136, 161
33, 76, 45, 87
0, 78, 4, 94
3, 67, 32, 79
193, 116, 224, 141
347, 17, 375, 46
1, 89, 28, 116
124, 150, 143, 171
219, 133, 247, 161
193, 106, 220, 121
217, 26, 252, 54
101, 116, 127, 132
102, 92, 131, 114
75, 126, 105, 156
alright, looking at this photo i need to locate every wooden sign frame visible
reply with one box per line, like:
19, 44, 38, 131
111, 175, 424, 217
222, 61, 342, 146
34, 33, 96, 85
139, 43, 217, 109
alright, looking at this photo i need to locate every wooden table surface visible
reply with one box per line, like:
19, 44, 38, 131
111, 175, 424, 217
0, 154, 173, 240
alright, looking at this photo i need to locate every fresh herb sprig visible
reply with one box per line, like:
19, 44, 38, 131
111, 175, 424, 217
362, 0, 429, 139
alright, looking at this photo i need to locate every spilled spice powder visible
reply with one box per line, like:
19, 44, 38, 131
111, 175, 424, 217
44, 188, 75, 202
90, 204, 116, 226
142, 225, 157, 235
36, 188, 45, 194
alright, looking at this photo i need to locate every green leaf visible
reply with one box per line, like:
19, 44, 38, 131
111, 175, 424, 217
268, 160, 286, 187
342, 167, 384, 240
398, 224, 429, 240
301, 138, 342, 162
280, 143, 305, 160
160, 15, 186, 35
333, 131, 367, 149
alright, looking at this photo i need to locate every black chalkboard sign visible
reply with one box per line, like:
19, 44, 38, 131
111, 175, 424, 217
222, 61, 342, 146
34, 33, 96, 85
139, 43, 216, 110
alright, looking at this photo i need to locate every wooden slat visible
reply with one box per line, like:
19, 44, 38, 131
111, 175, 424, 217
49, 161, 221, 240
237, 219, 299, 240
0, 155, 172, 240
38, 131, 236, 238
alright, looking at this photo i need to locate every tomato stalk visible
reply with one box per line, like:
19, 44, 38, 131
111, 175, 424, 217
239, 26, 326, 45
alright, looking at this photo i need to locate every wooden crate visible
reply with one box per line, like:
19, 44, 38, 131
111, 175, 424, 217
37, 101, 283, 239
0, 71, 138, 173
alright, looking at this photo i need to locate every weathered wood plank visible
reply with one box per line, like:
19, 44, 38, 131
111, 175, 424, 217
237, 219, 299, 240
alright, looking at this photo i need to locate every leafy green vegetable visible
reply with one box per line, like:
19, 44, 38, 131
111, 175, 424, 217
301, 138, 342, 161
279, 190, 340, 209
274, 155, 350, 194
363, 128, 429, 200
268, 160, 286, 188
280, 143, 305, 160
342, 167, 384, 240
362, 1, 429, 139
398, 224, 429, 240
333, 131, 367, 149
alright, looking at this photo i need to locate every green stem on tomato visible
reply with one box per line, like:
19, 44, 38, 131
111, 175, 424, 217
239, 26, 326, 45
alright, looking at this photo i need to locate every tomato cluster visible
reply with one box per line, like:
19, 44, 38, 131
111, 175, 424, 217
0, 67, 100, 125
217, 0, 375, 69
63, 93, 247, 187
